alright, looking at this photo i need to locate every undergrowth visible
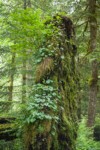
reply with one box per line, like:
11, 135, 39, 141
76, 117, 100, 150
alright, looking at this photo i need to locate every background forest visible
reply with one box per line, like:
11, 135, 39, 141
0, 0, 100, 150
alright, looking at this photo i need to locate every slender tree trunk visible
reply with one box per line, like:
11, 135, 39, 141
22, 0, 32, 103
6, 53, 15, 111
23, 0, 27, 9
87, 60, 98, 127
87, 0, 98, 127
22, 60, 27, 103
8, 53, 15, 109
28, 0, 31, 7
26, 0, 32, 90
23, 0, 31, 9
22, 0, 27, 103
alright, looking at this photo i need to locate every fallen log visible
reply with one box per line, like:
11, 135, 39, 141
0, 117, 16, 141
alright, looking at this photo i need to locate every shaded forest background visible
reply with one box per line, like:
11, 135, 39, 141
0, 0, 100, 150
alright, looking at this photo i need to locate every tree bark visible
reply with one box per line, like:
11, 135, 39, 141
23, 0, 27, 9
24, 15, 79, 150
7, 52, 15, 110
22, 60, 27, 103
8, 53, 15, 101
87, 60, 98, 127
87, 0, 98, 127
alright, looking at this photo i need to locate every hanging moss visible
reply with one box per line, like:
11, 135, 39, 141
24, 14, 79, 150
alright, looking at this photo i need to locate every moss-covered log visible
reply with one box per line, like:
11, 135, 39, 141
0, 117, 16, 141
24, 14, 79, 150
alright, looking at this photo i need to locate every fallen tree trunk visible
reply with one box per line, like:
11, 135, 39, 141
0, 117, 16, 141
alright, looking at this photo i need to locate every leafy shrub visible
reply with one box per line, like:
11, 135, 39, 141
0, 139, 23, 150
19, 80, 61, 126
76, 118, 100, 150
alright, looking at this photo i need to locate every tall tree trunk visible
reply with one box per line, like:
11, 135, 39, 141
22, 0, 27, 103
8, 53, 15, 109
28, 0, 31, 7
87, 0, 98, 127
87, 60, 98, 127
22, 0, 32, 103
23, 0, 27, 9
22, 60, 27, 103
24, 15, 79, 150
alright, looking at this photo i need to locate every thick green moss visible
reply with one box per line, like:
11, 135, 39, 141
24, 15, 79, 150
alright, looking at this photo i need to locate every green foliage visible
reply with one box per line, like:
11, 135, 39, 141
76, 118, 100, 150
7, 9, 44, 51
20, 80, 60, 125
35, 47, 55, 64
1, 7, 55, 56
0, 139, 23, 150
